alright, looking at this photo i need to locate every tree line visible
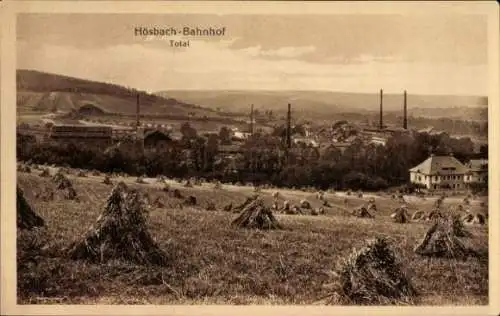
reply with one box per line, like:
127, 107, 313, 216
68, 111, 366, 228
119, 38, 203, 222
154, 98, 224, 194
17, 124, 487, 192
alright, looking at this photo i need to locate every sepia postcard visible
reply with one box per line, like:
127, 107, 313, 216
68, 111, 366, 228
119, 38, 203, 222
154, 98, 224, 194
1, 1, 499, 315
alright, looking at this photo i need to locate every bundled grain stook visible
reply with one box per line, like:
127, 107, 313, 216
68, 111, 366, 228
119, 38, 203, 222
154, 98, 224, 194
425, 208, 443, 221
206, 201, 216, 211
323, 237, 417, 305
223, 203, 233, 212
213, 181, 222, 190
282, 200, 291, 212
102, 175, 112, 185
17, 186, 45, 230
391, 207, 409, 223
152, 196, 165, 208
300, 199, 311, 209
172, 188, 183, 199
312, 207, 325, 216
66, 182, 168, 266
351, 206, 374, 218
39, 168, 50, 178
291, 205, 303, 215
367, 202, 377, 213
413, 217, 473, 259
231, 197, 282, 230
156, 175, 166, 183
52, 171, 78, 201
232, 195, 259, 213
315, 191, 323, 200
462, 212, 486, 225
77, 169, 87, 177
184, 195, 197, 206
52, 171, 72, 190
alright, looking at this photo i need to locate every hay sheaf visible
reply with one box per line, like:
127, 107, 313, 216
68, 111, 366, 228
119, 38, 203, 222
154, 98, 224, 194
52, 172, 78, 200
391, 207, 409, 224
17, 186, 45, 230
412, 209, 443, 222
231, 197, 283, 230
102, 175, 113, 185
413, 217, 474, 259
351, 207, 374, 219
213, 181, 222, 190
39, 169, 50, 177
66, 182, 168, 266
232, 195, 259, 213
324, 237, 417, 305
462, 212, 486, 225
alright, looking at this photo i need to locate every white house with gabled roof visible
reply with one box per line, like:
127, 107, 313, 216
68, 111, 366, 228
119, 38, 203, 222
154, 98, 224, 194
409, 154, 470, 190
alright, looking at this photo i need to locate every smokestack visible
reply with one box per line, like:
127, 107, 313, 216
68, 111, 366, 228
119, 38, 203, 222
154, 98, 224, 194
403, 90, 408, 129
379, 89, 383, 130
136, 93, 140, 132
286, 103, 292, 149
250, 104, 254, 136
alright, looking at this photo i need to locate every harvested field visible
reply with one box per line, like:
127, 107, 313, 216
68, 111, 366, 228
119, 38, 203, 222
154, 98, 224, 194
16, 171, 488, 305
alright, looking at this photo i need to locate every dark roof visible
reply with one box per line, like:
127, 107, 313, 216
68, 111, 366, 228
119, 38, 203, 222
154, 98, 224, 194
467, 159, 488, 171
144, 130, 173, 141
409, 155, 469, 174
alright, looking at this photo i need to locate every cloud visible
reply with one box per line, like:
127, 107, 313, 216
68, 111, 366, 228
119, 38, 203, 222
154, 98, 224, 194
17, 39, 487, 95
241, 45, 316, 59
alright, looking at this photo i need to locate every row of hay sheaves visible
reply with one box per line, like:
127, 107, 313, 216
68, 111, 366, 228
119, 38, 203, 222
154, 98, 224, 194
17, 165, 486, 305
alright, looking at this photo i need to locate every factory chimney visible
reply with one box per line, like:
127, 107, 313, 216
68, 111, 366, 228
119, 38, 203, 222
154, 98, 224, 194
286, 103, 292, 149
379, 89, 383, 130
250, 104, 254, 136
403, 90, 408, 129
136, 93, 140, 132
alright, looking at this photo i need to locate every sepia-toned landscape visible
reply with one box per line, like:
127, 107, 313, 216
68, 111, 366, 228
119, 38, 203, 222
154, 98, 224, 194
14, 12, 489, 306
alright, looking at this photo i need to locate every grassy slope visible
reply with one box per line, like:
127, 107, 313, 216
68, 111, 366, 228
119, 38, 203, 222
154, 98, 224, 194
17, 171, 488, 305
16, 70, 223, 118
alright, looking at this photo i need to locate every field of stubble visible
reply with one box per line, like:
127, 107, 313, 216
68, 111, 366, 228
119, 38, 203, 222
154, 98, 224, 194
16, 171, 488, 305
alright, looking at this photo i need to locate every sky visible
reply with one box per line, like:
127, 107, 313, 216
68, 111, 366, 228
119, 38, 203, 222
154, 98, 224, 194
17, 13, 488, 95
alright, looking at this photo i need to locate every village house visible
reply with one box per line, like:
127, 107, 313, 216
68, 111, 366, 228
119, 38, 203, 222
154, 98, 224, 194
143, 130, 175, 151
44, 123, 113, 148
409, 154, 470, 190
464, 159, 488, 184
